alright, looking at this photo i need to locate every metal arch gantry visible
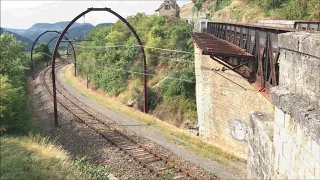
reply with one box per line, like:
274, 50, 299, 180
47, 37, 77, 74
51, 7, 147, 127
31, 30, 71, 80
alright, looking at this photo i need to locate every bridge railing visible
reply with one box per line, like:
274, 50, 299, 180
207, 22, 295, 93
294, 21, 320, 31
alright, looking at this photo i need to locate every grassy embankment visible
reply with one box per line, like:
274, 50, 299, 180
181, 0, 320, 23
61, 64, 245, 165
0, 135, 86, 179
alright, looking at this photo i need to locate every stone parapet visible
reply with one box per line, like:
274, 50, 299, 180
271, 87, 320, 144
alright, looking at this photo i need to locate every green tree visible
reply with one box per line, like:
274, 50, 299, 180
0, 76, 31, 134
0, 32, 32, 135
307, 0, 320, 20
0, 32, 28, 86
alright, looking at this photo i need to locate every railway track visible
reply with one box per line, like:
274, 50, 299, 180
41, 62, 205, 180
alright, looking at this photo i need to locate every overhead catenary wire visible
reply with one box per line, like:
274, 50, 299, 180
74, 44, 201, 55
94, 65, 195, 83
74, 43, 256, 91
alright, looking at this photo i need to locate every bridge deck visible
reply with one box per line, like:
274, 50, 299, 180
190, 32, 254, 59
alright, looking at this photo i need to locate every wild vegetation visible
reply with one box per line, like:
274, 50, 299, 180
0, 32, 108, 179
76, 13, 196, 126
0, 32, 33, 135
190, 0, 320, 22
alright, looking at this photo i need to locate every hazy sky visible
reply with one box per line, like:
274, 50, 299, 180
1, 0, 192, 29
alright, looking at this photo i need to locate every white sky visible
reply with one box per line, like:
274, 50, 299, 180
1, 0, 192, 29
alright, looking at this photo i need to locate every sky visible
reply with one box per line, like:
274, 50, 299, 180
1, 0, 192, 29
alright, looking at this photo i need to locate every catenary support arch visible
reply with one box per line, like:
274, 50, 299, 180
31, 30, 71, 79
47, 37, 77, 74
51, 7, 147, 126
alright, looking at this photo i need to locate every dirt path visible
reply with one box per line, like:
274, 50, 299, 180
56, 65, 247, 179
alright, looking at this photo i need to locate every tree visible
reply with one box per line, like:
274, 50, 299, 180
0, 32, 32, 135
0, 32, 27, 86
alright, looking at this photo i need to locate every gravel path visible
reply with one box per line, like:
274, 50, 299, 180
56, 66, 247, 179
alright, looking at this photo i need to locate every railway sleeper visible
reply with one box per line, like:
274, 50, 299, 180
173, 174, 187, 180
127, 148, 145, 152
137, 155, 155, 160
132, 152, 149, 157
142, 157, 161, 164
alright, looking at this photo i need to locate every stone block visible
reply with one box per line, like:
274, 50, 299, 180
305, 169, 316, 179
299, 33, 320, 58
297, 162, 306, 179
284, 113, 291, 130
299, 147, 316, 171
279, 156, 290, 175
279, 32, 320, 58
315, 161, 320, 179
270, 87, 291, 109
311, 140, 320, 162
278, 32, 300, 52
274, 106, 285, 128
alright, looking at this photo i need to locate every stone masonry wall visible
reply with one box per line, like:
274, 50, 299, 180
194, 46, 274, 160
271, 32, 320, 179
272, 107, 320, 179
248, 32, 320, 179
247, 112, 274, 179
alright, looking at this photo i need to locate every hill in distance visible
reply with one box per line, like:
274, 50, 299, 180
0, 27, 35, 51
3, 21, 113, 49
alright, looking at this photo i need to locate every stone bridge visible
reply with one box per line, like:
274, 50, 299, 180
190, 20, 320, 179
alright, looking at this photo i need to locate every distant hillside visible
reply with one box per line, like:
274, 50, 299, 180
95, 23, 113, 28
67, 24, 94, 41
3, 21, 113, 49
0, 28, 34, 51
181, 0, 320, 23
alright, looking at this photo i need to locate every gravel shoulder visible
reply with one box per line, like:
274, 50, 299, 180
56, 65, 247, 179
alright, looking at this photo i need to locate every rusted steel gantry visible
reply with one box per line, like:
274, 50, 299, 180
51, 7, 147, 127
192, 22, 297, 96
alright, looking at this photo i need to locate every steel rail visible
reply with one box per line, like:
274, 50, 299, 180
47, 37, 77, 72
31, 30, 70, 80
41, 64, 204, 180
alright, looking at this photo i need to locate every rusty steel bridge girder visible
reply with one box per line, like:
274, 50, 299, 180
51, 7, 147, 127
203, 22, 295, 95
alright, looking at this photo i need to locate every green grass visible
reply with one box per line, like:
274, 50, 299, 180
0, 135, 88, 180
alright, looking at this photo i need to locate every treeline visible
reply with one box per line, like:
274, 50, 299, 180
0, 32, 52, 135
77, 14, 197, 125
0, 32, 32, 134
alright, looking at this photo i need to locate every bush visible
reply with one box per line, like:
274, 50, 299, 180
214, 0, 232, 11
75, 156, 110, 180
0, 76, 32, 134
0, 32, 33, 135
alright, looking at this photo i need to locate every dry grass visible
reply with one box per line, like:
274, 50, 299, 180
0, 135, 87, 180
61, 64, 245, 164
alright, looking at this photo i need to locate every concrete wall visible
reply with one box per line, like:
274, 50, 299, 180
193, 19, 208, 33
194, 46, 274, 159
247, 32, 320, 179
